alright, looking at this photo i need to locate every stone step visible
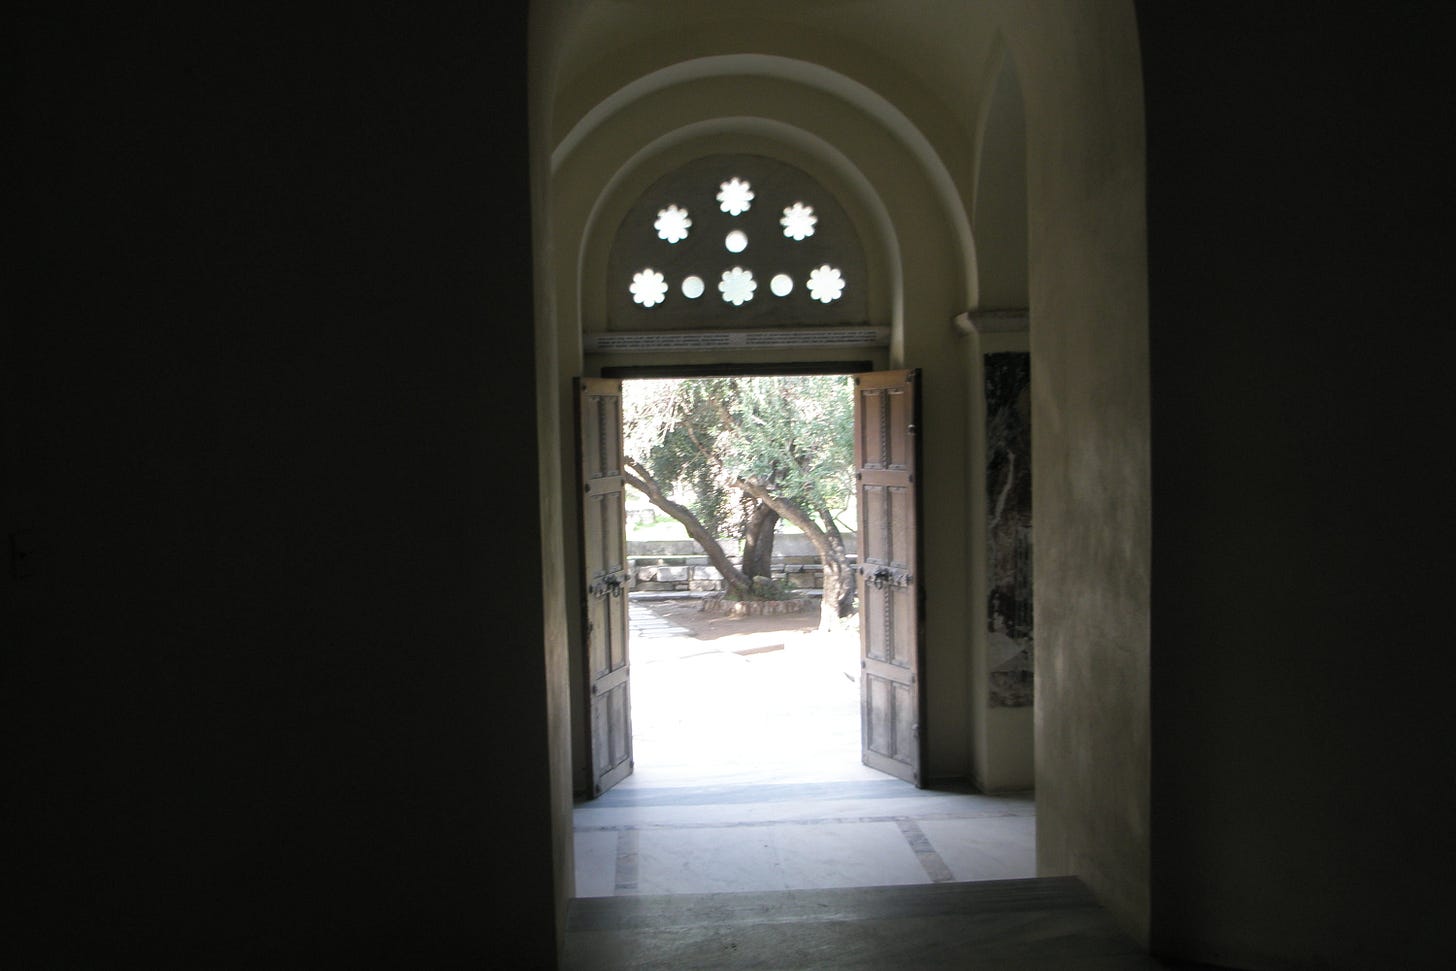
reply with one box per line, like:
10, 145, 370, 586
563, 876, 1164, 970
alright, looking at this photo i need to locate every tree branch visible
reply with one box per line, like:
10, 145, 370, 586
623, 457, 751, 593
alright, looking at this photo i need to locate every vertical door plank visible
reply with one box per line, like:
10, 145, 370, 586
576, 378, 633, 796
854, 369, 924, 786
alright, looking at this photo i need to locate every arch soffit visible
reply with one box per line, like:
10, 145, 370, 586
552, 64, 976, 319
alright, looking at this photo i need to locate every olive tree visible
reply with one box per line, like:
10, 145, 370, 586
622, 375, 856, 629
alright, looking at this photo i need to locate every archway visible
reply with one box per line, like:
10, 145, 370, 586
532, 0, 1148, 942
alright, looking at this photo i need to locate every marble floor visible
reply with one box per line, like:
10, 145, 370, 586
573, 598, 1036, 898
564, 601, 1210, 969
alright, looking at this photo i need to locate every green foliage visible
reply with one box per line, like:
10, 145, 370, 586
623, 375, 855, 542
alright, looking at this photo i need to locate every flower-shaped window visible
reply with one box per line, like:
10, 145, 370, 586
781, 203, 817, 241
654, 205, 692, 244
719, 267, 756, 305
607, 153, 867, 328
717, 178, 755, 216
630, 268, 668, 308
807, 265, 845, 304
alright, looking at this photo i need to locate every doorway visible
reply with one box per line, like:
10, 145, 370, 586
572, 370, 1035, 897
577, 368, 925, 799
619, 373, 868, 791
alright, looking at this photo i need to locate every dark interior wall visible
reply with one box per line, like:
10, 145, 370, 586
1140, 4, 1453, 967
6, 6, 557, 966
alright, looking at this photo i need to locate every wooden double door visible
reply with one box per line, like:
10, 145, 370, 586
576, 370, 923, 796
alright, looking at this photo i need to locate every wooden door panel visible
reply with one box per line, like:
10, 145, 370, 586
855, 369, 923, 786
577, 378, 632, 796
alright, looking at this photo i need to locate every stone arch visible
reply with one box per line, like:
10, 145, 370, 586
553, 53, 979, 313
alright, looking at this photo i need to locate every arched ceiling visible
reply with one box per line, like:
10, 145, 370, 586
543, 0, 1005, 154
536, 1, 1022, 318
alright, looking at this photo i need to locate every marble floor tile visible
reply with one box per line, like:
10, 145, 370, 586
574, 829, 620, 898
918, 814, 1036, 881
770, 820, 930, 889
634, 825, 788, 895
574, 600, 1038, 900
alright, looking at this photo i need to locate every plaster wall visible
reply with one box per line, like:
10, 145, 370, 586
530, 0, 582, 938
964, 46, 1033, 791
1006, 1, 1151, 943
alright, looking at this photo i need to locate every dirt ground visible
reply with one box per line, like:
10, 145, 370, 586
627, 596, 870, 786
631, 595, 860, 670
647, 597, 821, 641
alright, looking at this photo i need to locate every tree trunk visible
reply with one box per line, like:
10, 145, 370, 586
622, 457, 754, 600
812, 503, 857, 627
735, 477, 856, 630
740, 503, 779, 580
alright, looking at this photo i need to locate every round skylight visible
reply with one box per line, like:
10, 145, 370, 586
770, 274, 793, 297
724, 230, 748, 253
681, 275, 705, 299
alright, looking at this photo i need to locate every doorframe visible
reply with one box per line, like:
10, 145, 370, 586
601, 360, 874, 380
573, 360, 876, 799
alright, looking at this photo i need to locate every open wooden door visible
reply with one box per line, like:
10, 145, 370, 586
576, 378, 633, 796
854, 369, 925, 786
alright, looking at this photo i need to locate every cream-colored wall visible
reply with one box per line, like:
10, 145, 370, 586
1005, 1, 1150, 943
965, 40, 1034, 794
529, 0, 579, 941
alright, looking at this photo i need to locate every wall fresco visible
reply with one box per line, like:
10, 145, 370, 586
986, 353, 1033, 707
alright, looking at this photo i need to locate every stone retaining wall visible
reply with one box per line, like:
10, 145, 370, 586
627, 546, 857, 595
698, 596, 816, 616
